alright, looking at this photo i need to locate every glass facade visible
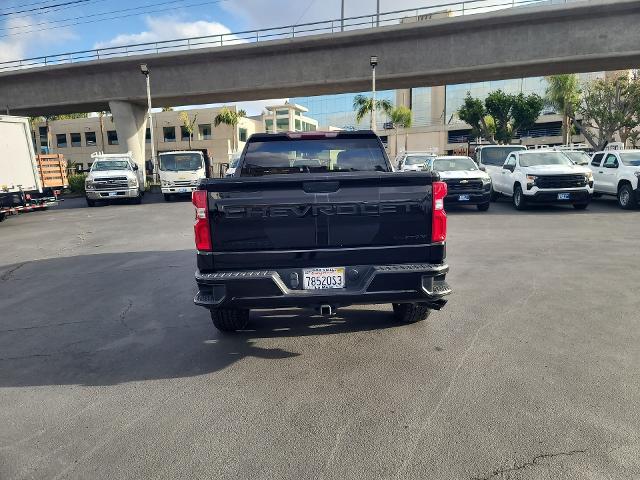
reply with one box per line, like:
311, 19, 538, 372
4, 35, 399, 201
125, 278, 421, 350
291, 90, 395, 130
410, 87, 436, 127
445, 73, 604, 124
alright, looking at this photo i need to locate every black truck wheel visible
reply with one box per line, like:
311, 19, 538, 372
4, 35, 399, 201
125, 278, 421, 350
163, 194, 172, 202
477, 202, 490, 211
0, 212, 5, 222
392, 303, 432, 324
618, 183, 635, 210
573, 203, 589, 210
513, 185, 527, 210
86, 198, 96, 207
210, 308, 249, 332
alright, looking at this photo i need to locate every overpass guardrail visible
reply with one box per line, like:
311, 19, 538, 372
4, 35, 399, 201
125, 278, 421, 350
0, 0, 568, 72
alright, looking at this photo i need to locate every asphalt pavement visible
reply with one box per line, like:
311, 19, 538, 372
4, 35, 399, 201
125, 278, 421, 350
1, 194, 639, 479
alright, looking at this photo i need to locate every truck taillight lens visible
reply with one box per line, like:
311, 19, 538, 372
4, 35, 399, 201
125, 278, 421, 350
432, 181, 447, 243
192, 190, 212, 251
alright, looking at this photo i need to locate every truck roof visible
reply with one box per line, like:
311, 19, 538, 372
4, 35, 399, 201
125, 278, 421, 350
248, 130, 379, 141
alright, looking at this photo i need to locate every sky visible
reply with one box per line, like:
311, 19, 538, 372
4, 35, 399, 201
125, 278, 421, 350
0, 0, 515, 114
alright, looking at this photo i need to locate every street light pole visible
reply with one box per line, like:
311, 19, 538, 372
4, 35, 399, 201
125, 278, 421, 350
140, 63, 156, 182
341, 0, 345, 31
370, 55, 378, 132
376, 0, 380, 26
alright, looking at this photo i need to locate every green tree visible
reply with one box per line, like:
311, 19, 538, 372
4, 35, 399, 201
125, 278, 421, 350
389, 105, 413, 153
352, 94, 393, 129
545, 74, 581, 145
214, 107, 246, 152
458, 94, 493, 142
178, 111, 198, 149
576, 77, 640, 150
458, 90, 543, 145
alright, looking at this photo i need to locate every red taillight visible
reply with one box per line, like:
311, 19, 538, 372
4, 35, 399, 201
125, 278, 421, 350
192, 190, 212, 251
432, 181, 447, 243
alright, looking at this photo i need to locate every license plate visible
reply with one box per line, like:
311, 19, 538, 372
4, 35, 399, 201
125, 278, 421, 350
178, 188, 189, 193
108, 192, 118, 197
557, 193, 571, 200
303, 267, 345, 290
458, 194, 470, 201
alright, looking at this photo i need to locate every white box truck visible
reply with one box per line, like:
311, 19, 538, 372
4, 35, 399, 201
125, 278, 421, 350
0, 115, 45, 221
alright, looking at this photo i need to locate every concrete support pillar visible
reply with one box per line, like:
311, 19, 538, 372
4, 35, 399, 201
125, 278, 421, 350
109, 100, 147, 185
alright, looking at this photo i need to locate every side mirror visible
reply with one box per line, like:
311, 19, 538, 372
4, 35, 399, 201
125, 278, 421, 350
132, 164, 139, 171
503, 164, 514, 172
479, 165, 486, 172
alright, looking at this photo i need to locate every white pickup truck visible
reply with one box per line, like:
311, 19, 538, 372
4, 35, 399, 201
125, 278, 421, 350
588, 149, 640, 209
84, 152, 144, 207
490, 150, 593, 210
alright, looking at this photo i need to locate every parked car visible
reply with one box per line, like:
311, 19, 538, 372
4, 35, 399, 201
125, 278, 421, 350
491, 150, 593, 210
589, 149, 640, 209
558, 150, 591, 166
158, 150, 206, 201
192, 131, 451, 332
224, 153, 242, 177
395, 152, 436, 171
426, 156, 492, 211
84, 152, 144, 207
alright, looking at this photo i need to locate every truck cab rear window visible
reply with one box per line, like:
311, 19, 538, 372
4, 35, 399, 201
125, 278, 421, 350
240, 138, 390, 176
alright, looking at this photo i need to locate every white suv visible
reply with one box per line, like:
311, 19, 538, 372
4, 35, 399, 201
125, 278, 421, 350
491, 150, 593, 210
395, 152, 436, 172
588, 149, 640, 209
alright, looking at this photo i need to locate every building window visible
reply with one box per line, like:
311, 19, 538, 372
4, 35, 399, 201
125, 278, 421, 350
38, 126, 48, 148
276, 119, 289, 131
295, 119, 302, 131
265, 119, 274, 133
107, 130, 118, 145
145, 128, 151, 143
70, 132, 81, 147
85, 131, 97, 146
239, 128, 248, 142
56, 133, 67, 148
163, 126, 176, 142
181, 126, 191, 142
198, 124, 211, 140
276, 109, 289, 116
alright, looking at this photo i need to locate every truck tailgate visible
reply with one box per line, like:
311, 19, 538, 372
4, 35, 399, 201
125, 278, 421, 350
201, 172, 443, 270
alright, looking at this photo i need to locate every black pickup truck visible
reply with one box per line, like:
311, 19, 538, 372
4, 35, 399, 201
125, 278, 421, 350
192, 131, 451, 332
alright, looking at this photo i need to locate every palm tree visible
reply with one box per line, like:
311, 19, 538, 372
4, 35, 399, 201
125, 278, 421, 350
178, 111, 198, 149
545, 74, 581, 145
352, 94, 393, 130
390, 106, 413, 154
214, 107, 246, 152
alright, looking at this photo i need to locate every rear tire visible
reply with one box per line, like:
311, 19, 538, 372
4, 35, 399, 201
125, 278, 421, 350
489, 186, 499, 202
618, 183, 635, 210
86, 198, 96, 207
0, 212, 5, 222
477, 202, 490, 211
163, 193, 172, 202
210, 308, 250, 332
513, 185, 527, 210
392, 303, 432, 324
573, 203, 589, 210
131, 195, 142, 205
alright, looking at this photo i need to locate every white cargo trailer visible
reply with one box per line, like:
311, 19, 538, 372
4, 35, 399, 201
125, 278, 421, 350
0, 115, 55, 222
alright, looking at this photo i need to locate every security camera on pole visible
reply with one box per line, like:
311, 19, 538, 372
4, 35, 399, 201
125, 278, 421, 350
140, 63, 156, 182
370, 55, 378, 133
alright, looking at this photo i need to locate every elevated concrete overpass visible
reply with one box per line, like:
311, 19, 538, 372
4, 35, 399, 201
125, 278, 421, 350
2, 0, 639, 171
